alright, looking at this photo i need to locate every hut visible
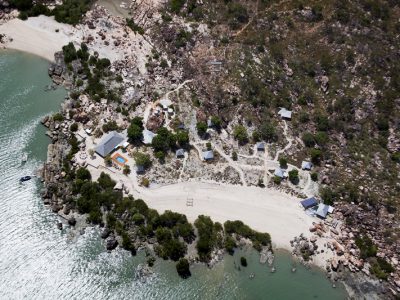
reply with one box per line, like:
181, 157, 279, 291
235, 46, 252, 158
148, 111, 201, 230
202, 150, 214, 161
300, 197, 318, 209
301, 161, 313, 170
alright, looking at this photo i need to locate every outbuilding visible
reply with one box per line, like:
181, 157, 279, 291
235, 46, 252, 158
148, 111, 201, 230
176, 149, 185, 158
300, 197, 318, 209
301, 161, 313, 170
274, 168, 287, 178
202, 150, 214, 161
278, 108, 292, 120
315, 203, 333, 219
256, 142, 265, 152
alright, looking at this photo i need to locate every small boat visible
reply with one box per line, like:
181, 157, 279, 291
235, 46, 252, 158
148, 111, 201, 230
21, 153, 28, 164
19, 176, 32, 182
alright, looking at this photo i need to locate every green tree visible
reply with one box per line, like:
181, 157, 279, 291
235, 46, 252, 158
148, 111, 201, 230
302, 132, 315, 147
76, 167, 91, 181
152, 127, 176, 152
314, 131, 329, 146
127, 124, 143, 143
134, 152, 152, 168
176, 258, 191, 279
210, 116, 222, 130
279, 157, 288, 168
259, 122, 277, 142
310, 149, 323, 164
176, 130, 189, 148
233, 125, 248, 145
288, 169, 299, 184
196, 121, 207, 137
311, 172, 318, 182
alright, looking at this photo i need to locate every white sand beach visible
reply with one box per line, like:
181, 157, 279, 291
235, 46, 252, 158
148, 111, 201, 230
0, 16, 78, 61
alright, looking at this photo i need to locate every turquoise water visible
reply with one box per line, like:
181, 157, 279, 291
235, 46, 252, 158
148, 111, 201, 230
116, 156, 126, 164
0, 50, 347, 299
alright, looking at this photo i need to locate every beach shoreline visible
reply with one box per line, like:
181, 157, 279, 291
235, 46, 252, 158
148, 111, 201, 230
0, 13, 337, 272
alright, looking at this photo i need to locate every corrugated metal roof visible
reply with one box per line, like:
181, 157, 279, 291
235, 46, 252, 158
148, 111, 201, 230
300, 197, 318, 209
142, 129, 156, 144
301, 161, 313, 170
316, 203, 331, 219
203, 150, 214, 160
278, 108, 292, 119
95, 131, 124, 157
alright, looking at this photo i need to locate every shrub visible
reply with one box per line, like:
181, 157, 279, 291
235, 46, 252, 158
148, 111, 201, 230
310, 149, 323, 164
196, 122, 207, 137
123, 165, 131, 175
232, 151, 238, 161
311, 172, 318, 182
288, 169, 299, 184
320, 187, 337, 205
176, 258, 191, 279
279, 157, 288, 168
102, 121, 119, 133
314, 131, 329, 146
273, 176, 282, 184
259, 122, 277, 142
224, 236, 236, 255
355, 235, 377, 259
70, 122, 79, 132
62, 42, 77, 63
240, 256, 247, 267
53, 113, 64, 122
391, 152, 400, 163
302, 132, 315, 147
141, 177, 150, 187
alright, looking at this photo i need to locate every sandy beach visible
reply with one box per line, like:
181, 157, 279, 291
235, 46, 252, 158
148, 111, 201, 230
0, 16, 78, 61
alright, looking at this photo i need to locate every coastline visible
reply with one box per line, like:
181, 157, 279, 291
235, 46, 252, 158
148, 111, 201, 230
1, 12, 334, 271
1, 8, 390, 299
0, 15, 78, 62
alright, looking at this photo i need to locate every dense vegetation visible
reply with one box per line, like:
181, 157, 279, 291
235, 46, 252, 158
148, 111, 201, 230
10, 0, 93, 24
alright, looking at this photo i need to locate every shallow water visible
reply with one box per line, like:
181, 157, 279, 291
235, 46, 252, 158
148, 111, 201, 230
0, 50, 347, 299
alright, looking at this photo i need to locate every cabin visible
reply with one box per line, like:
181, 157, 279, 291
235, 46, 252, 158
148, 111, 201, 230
278, 108, 292, 120
202, 150, 214, 161
176, 149, 185, 158
136, 165, 145, 174
315, 203, 334, 219
300, 197, 318, 209
256, 142, 265, 152
95, 131, 125, 157
274, 168, 287, 178
301, 161, 313, 170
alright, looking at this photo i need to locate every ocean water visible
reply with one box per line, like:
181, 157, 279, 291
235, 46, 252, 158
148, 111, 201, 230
0, 50, 348, 299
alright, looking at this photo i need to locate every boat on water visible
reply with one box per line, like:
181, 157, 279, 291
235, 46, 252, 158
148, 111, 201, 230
19, 176, 32, 182
21, 153, 28, 164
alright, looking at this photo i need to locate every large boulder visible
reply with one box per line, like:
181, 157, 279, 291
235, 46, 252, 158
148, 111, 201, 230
106, 236, 118, 251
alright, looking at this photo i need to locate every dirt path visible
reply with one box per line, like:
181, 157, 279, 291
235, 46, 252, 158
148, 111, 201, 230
274, 120, 293, 161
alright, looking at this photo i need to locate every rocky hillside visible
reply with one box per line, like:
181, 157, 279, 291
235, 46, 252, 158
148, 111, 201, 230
141, 0, 400, 294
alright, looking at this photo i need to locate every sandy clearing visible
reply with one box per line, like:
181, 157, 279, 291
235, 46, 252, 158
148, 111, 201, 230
0, 16, 79, 62
137, 181, 314, 250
